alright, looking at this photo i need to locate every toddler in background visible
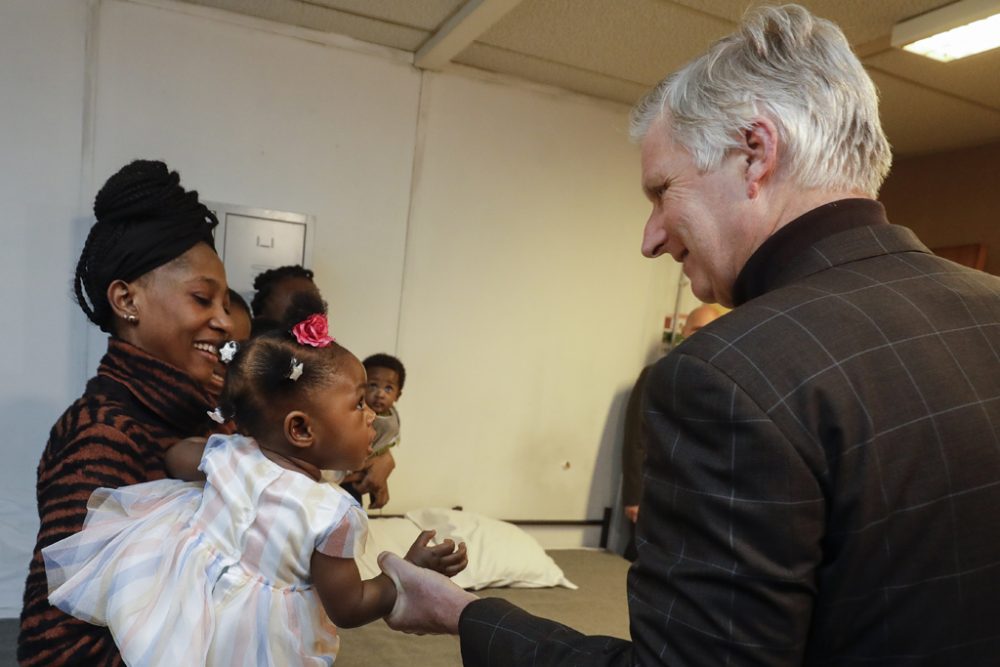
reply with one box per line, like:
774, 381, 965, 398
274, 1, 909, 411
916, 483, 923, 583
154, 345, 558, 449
363, 354, 405, 455
342, 354, 405, 508
43, 310, 466, 665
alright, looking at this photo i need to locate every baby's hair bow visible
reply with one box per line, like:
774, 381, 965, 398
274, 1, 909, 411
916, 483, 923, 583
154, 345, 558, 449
219, 340, 239, 364
289, 357, 304, 381
207, 407, 227, 424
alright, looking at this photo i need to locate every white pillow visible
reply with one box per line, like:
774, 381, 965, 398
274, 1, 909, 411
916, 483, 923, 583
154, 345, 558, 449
405, 508, 577, 591
354, 517, 422, 580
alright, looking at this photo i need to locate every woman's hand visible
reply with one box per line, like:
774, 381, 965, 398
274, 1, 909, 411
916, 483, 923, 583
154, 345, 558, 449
348, 450, 396, 509
404, 530, 468, 578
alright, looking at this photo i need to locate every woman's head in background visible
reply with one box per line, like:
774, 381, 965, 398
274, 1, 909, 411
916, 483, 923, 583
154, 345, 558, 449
250, 265, 322, 325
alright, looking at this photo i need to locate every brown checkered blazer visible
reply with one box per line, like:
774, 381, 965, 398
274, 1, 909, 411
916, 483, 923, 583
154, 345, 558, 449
459, 222, 1000, 666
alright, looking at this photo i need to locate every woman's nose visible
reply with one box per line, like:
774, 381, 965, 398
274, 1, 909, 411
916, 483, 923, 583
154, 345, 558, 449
212, 309, 233, 335
209, 298, 233, 334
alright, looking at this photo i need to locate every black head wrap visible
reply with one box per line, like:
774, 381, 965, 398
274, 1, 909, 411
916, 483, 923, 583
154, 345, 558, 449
74, 160, 219, 332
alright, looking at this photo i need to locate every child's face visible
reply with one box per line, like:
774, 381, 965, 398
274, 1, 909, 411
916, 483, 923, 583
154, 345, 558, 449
308, 357, 377, 471
365, 367, 401, 415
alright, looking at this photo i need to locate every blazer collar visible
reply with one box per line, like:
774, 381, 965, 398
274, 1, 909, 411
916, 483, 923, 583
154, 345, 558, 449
732, 199, 930, 305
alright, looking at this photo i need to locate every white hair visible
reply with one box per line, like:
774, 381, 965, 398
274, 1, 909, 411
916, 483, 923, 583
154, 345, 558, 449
631, 4, 892, 197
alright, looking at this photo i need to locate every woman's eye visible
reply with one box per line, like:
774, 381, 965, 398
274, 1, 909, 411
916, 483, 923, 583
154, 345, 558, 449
193, 294, 211, 306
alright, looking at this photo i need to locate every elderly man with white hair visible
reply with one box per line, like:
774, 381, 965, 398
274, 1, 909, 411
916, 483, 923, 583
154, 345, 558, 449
379, 4, 1000, 665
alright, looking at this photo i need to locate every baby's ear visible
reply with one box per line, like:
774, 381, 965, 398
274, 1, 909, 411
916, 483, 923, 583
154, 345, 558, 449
284, 411, 314, 449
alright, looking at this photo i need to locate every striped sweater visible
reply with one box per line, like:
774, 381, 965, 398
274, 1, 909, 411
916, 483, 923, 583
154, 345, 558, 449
18, 338, 219, 666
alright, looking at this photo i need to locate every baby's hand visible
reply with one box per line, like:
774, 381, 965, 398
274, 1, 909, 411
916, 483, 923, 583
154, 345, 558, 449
404, 530, 468, 578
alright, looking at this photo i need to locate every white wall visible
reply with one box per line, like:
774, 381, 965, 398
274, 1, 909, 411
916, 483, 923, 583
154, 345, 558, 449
0, 0, 92, 618
393, 70, 672, 528
0, 0, 679, 615
88, 0, 422, 360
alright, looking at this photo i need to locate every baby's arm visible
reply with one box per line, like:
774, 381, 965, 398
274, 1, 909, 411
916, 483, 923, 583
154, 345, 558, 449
310, 551, 397, 628
163, 437, 207, 481
310, 531, 468, 628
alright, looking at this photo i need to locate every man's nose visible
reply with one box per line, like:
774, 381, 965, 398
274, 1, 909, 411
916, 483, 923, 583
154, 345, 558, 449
641, 213, 669, 258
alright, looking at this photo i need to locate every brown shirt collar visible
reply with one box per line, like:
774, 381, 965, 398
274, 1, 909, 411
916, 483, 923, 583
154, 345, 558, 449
99, 337, 218, 435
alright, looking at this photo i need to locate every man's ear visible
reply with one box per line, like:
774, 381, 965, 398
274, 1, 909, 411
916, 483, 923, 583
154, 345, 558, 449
107, 279, 139, 321
742, 117, 779, 200
284, 411, 315, 450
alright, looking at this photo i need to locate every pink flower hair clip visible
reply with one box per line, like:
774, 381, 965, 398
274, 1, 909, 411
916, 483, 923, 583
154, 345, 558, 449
291, 314, 335, 348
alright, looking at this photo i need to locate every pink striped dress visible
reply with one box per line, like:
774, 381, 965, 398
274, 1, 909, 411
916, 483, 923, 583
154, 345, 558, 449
43, 434, 367, 666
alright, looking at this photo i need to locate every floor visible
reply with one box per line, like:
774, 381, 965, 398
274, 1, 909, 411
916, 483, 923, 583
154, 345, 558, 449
0, 618, 16, 667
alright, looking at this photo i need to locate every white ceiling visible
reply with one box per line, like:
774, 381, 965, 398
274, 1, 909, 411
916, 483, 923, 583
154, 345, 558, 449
179, 0, 1000, 156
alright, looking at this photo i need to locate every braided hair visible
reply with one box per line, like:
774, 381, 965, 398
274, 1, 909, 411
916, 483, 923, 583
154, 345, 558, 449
74, 160, 218, 332
220, 296, 352, 439
250, 265, 316, 318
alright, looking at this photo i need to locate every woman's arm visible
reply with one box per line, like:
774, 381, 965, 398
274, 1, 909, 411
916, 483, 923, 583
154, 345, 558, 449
310, 551, 397, 628
347, 450, 396, 509
163, 437, 207, 481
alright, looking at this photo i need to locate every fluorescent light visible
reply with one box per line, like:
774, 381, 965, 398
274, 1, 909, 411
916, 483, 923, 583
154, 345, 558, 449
891, 0, 1000, 62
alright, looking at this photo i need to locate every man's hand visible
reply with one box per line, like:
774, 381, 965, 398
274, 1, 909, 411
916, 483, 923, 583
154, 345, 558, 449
624, 505, 639, 523
378, 551, 477, 635
404, 530, 468, 577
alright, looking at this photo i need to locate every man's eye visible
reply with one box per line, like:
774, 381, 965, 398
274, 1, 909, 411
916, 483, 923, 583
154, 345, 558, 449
193, 294, 211, 305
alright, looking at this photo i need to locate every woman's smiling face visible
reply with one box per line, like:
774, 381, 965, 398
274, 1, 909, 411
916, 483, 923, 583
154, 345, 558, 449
119, 242, 233, 387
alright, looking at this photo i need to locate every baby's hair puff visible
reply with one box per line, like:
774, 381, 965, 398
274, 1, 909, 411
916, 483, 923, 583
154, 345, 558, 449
220, 298, 353, 439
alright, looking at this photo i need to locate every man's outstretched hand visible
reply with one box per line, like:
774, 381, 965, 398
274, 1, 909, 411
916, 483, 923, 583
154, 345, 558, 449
378, 551, 478, 635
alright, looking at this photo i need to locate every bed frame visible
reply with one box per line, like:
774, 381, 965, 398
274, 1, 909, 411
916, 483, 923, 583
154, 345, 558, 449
370, 506, 614, 549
